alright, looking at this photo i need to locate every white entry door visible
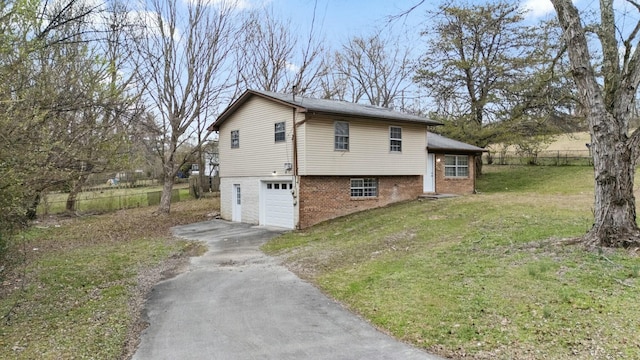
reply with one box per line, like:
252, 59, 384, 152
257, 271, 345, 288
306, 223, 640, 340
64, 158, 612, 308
424, 153, 435, 193
232, 184, 241, 222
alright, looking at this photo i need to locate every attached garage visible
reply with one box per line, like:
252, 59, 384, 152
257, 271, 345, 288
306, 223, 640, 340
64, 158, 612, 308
260, 181, 294, 229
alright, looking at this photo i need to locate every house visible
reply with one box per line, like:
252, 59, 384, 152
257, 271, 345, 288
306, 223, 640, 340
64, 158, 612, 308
426, 132, 486, 195
208, 89, 485, 229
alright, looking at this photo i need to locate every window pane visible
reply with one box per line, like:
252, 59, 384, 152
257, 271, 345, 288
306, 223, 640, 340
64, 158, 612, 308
275, 122, 285, 142
444, 155, 456, 166
350, 178, 377, 198
444, 155, 469, 178
335, 121, 348, 135
390, 127, 402, 152
231, 130, 239, 148
390, 140, 401, 152
335, 121, 349, 150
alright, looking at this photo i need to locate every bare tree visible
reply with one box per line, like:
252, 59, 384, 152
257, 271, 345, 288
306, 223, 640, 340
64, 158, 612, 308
551, 0, 640, 247
235, 2, 325, 95
331, 31, 414, 108
137, 0, 238, 214
236, 8, 296, 92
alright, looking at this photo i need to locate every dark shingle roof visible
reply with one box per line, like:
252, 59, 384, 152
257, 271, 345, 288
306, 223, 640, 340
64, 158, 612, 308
209, 89, 442, 130
427, 132, 487, 153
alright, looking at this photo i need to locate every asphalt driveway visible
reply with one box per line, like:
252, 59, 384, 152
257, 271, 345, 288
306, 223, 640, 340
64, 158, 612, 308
132, 220, 445, 360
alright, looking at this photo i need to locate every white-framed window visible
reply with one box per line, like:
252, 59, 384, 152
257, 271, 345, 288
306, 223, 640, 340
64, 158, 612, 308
230, 130, 239, 148
350, 178, 378, 198
444, 155, 469, 177
334, 121, 349, 151
389, 126, 402, 152
274, 122, 285, 142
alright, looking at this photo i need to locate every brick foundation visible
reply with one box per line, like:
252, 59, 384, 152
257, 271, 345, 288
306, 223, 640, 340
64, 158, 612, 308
434, 154, 476, 194
298, 175, 422, 229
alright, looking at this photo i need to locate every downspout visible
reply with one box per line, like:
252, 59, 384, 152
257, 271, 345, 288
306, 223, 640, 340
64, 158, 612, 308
292, 108, 301, 229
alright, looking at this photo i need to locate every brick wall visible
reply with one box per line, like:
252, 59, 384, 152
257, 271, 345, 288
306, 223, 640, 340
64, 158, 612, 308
434, 153, 476, 194
298, 175, 422, 229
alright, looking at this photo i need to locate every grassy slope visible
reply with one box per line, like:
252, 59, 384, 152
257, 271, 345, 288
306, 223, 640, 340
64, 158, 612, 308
264, 166, 640, 360
0, 198, 218, 360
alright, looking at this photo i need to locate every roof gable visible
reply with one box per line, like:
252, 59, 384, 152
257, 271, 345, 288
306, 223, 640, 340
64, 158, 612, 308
209, 89, 442, 131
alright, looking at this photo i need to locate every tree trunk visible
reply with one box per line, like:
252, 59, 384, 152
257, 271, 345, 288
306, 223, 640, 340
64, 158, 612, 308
158, 174, 174, 215
158, 155, 176, 215
65, 174, 88, 212
475, 156, 483, 178
25, 192, 41, 220
197, 143, 205, 198
585, 136, 640, 248
551, 0, 640, 248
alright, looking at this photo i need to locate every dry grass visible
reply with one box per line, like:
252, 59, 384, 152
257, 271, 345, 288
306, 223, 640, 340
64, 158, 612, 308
544, 132, 591, 151
0, 197, 219, 360
488, 131, 592, 155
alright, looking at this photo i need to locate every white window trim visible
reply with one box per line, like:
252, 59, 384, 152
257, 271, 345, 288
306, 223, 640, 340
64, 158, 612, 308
274, 122, 285, 142
230, 130, 239, 149
389, 126, 402, 152
334, 121, 349, 151
444, 155, 469, 178
350, 178, 378, 198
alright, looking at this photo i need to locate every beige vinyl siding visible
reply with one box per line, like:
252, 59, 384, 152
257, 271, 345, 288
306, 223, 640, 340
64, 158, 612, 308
296, 112, 307, 174
219, 96, 294, 177
298, 115, 427, 176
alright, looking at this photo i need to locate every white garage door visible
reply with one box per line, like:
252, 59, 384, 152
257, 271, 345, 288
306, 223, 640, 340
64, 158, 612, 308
263, 181, 294, 228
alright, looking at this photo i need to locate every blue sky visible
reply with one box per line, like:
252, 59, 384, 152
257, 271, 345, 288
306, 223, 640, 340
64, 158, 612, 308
247, 0, 567, 51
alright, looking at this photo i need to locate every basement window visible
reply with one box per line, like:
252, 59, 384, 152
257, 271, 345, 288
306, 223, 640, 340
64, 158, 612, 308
350, 178, 378, 198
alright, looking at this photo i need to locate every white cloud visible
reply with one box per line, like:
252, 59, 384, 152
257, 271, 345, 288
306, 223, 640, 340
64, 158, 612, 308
522, 0, 579, 19
285, 62, 300, 73
522, 0, 556, 18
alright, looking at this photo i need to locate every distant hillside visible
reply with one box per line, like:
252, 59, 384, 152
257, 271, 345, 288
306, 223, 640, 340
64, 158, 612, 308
545, 132, 591, 151
488, 131, 591, 155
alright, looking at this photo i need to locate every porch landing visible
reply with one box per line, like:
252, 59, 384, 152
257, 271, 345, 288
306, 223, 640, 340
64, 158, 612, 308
419, 193, 459, 200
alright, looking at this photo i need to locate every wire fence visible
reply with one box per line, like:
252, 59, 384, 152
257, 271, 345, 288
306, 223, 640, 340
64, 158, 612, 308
484, 150, 593, 166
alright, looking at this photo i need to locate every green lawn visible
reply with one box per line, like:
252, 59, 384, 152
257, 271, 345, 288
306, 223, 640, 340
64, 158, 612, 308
263, 165, 640, 359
